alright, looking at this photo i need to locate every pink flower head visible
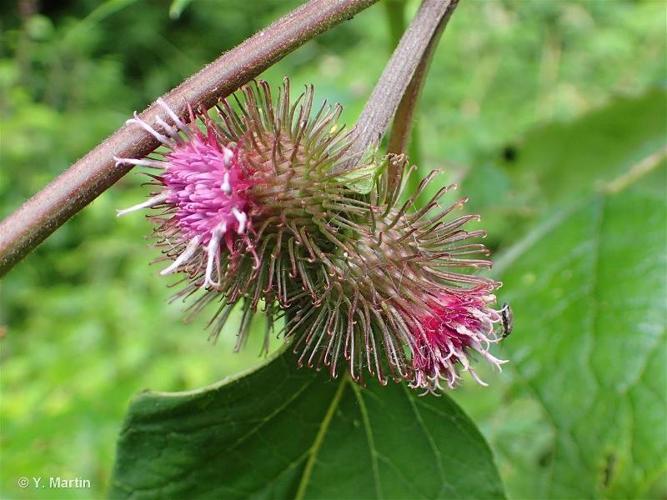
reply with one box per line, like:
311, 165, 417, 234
115, 99, 256, 288
163, 133, 251, 242
410, 289, 507, 392
112, 84, 512, 393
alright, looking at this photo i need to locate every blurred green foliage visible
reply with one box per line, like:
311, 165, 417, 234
1, 0, 665, 498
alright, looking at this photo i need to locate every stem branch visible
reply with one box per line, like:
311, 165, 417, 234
387, 10, 448, 157
339, 0, 459, 171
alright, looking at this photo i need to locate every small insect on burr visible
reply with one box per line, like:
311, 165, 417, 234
500, 303, 513, 339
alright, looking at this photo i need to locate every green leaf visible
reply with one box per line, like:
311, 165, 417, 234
462, 89, 667, 247
169, 0, 194, 19
110, 349, 505, 499
492, 166, 667, 498
508, 88, 667, 207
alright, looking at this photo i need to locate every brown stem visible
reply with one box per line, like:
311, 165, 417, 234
338, 0, 459, 172
0, 0, 377, 276
386, 3, 452, 196
387, 11, 448, 157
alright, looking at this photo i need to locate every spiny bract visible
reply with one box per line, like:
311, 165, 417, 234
116, 79, 509, 393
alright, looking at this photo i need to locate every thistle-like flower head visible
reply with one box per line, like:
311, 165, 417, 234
115, 101, 256, 289
285, 157, 508, 389
116, 80, 355, 311
410, 289, 507, 392
116, 80, 510, 393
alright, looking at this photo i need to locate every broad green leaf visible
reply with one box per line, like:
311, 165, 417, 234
462, 88, 667, 247
492, 166, 666, 499
110, 349, 505, 499
507, 88, 666, 207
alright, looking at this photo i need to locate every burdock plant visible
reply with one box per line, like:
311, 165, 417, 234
0, 0, 509, 393
115, 76, 508, 392
115, 81, 358, 338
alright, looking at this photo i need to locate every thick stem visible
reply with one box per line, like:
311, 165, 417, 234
387, 4, 451, 196
338, 0, 459, 172
0, 0, 377, 276
387, 13, 448, 157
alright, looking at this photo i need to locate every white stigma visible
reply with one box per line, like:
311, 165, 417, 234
113, 156, 165, 169
222, 147, 234, 167
203, 223, 226, 289
160, 235, 202, 276
156, 98, 186, 129
116, 193, 169, 217
455, 324, 474, 336
126, 112, 171, 144
221, 172, 231, 194
232, 208, 247, 234
468, 368, 489, 387
155, 116, 178, 137
471, 342, 508, 370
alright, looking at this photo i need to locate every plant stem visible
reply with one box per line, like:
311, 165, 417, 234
386, 12, 448, 158
0, 0, 377, 276
387, 2, 452, 197
337, 0, 459, 172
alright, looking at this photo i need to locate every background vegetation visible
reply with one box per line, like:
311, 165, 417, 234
1, 0, 665, 498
